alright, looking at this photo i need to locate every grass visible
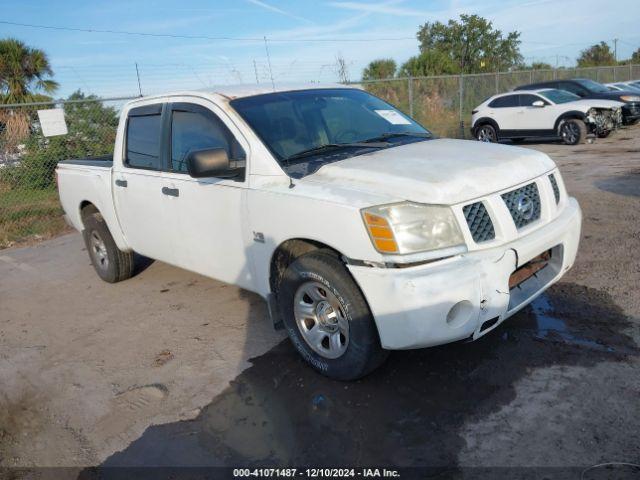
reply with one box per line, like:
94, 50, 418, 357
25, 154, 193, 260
0, 185, 69, 249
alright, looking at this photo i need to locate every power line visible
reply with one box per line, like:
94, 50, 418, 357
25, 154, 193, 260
0, 20, 415, 43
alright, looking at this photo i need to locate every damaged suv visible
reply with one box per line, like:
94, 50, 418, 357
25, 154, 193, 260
472, 89, 623, 145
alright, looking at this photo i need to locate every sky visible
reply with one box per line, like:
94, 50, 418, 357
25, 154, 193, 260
5, 0, 640, 98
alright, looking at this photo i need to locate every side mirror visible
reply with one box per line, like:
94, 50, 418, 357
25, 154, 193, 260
532, 100, 545, 108
186, 148, 242, 179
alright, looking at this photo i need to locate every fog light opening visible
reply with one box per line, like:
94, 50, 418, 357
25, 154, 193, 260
446, 300, 474, 328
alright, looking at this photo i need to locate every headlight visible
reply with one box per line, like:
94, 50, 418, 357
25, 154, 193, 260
620, 95, 640, 102
362, 202, 465, 254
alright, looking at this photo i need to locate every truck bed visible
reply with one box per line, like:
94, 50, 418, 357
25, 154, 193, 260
58, 155, 113, 168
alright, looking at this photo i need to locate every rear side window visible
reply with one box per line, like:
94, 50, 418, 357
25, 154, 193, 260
488, 95, 519, 108
125, 105, 163, 170
170, 106, 245, 173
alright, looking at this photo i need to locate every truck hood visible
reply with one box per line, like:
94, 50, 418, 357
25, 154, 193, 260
302, 139, 556, 205
570, 99, 625, 110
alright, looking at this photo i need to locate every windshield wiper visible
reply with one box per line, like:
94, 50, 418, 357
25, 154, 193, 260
362, 131, 432, 143
284, 141, 389, 164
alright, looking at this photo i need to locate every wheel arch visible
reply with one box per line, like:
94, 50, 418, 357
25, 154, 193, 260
472, 117, 500, 137
554, 111, 586, 131
269, 238, 345, 296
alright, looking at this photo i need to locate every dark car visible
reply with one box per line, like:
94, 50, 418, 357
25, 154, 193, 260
515, 78, 640, 125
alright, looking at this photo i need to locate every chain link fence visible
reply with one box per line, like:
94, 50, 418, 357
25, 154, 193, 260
1, 63, 639, 248
0, 96, 134, 248
359, 63, 640, 138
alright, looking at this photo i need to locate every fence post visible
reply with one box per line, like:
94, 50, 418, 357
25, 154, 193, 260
458, 73, 464, 139
613, 67, 617, 82
495, 72, 499, 94
596, 68, 599, 82
630, 63, 633, 81
529, 71, 533, 83
408, 76, 414, 118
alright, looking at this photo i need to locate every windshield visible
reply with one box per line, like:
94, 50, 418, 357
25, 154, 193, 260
575, 79, 610, 93
230, 88, 430, 177
539, 89, 581, 104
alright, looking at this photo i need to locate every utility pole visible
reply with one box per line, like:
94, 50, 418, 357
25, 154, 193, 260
613, 38, 618, 63
253, 59, 260, 84
135, 62, 143, 96
263, 36, 275, 91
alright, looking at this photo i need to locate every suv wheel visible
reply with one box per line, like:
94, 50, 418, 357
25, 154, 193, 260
82, 209, 134, 283
476, 124, 498, 142
559, 119, 587, 145
277, 250, 388, 380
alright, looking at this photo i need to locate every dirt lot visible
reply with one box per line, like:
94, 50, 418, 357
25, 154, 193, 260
1, 126, 639, 477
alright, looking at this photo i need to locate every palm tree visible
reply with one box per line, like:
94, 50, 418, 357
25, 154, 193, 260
0, 38, 58, 104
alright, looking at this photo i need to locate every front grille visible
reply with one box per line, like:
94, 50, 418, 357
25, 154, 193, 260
548, 174, 560, 204
501, 182, 541, 229
463, 201, 495, 242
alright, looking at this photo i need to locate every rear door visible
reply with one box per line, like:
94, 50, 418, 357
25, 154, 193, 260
112, 101, 173, 261
488, 94, 521, 131
160, 99, 253, 289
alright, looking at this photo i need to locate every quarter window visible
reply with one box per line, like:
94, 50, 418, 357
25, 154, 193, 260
126, 111, 162, 170
170, 107, 245, 173
489, 95, 519, 108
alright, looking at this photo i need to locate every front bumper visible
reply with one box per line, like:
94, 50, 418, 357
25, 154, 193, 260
348, 198, 582, 350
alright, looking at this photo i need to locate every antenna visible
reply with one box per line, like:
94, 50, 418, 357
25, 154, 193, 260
264, 36, 275, 91
135, 62, 143, 96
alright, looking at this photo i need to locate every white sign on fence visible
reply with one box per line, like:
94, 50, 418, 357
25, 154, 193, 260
37, 108, 68, 137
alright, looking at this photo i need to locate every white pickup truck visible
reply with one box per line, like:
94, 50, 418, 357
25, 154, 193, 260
57, 84, 582, 380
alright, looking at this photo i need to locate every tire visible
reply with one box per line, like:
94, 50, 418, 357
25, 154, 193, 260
277, 250, 388, 380
475, 124, 498, 143
559, 118, 587, 145
82, 210, 134, 283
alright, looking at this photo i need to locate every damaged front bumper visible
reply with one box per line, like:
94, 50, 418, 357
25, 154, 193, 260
586, 107, 623, 135
348, 198, 582, 350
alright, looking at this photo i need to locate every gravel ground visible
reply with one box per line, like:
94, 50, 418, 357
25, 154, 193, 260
1, 126, 639, 478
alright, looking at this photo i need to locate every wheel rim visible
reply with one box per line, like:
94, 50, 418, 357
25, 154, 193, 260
89, 230, 109, 271
477, 126, 495, 142
293, 281, 349, 359
561, 122, 579, 144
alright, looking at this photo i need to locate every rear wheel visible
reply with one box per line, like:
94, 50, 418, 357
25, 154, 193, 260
559, 119, 587, 145
82, 209, 134, 283
277, 251, 388, 380
476, 124, 498, 143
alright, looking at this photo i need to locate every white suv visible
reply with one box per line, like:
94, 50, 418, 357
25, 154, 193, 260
471, 89, 623, 145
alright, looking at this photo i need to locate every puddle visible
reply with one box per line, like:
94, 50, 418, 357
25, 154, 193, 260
530, 295, 615, 352
79, 283, 638, 475
594, 170, 640, 197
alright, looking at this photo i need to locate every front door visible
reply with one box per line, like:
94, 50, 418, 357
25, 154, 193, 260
160, 100, 253, 290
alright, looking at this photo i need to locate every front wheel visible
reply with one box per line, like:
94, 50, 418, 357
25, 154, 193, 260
559, 119, 587, 145
277, 251, 387, 380
475, 124, 498, 143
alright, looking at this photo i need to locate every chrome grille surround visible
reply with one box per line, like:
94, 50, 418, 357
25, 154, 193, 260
463, 201, 495, 243
501, 182, 541, 229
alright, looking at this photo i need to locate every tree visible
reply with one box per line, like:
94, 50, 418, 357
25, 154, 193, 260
0, 38, 58, 104
523, 62, 554, 70
416, 14, 522, 74
632, 48, 640, 64
577, 42, 616, 67
362, 59, 397, 80
2, 91, 119, 189
398, 50, 458, 77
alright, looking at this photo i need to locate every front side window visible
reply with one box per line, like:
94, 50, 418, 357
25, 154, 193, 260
574, 79, 610, 93
489, 95, 519, 108
538, 89, 581, 104
126, 109, 162, 169
560, 82, 588, 96
170, 106, 245, 173
519, 94, 547, 106
230, 88, 430, 178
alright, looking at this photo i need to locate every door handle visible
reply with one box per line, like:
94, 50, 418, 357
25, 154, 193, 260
115, 179, 127, 187
161, 186, 179, 197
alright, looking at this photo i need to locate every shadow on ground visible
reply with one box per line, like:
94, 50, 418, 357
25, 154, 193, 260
595, 169, 640, 197
80, 283, 638, 477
